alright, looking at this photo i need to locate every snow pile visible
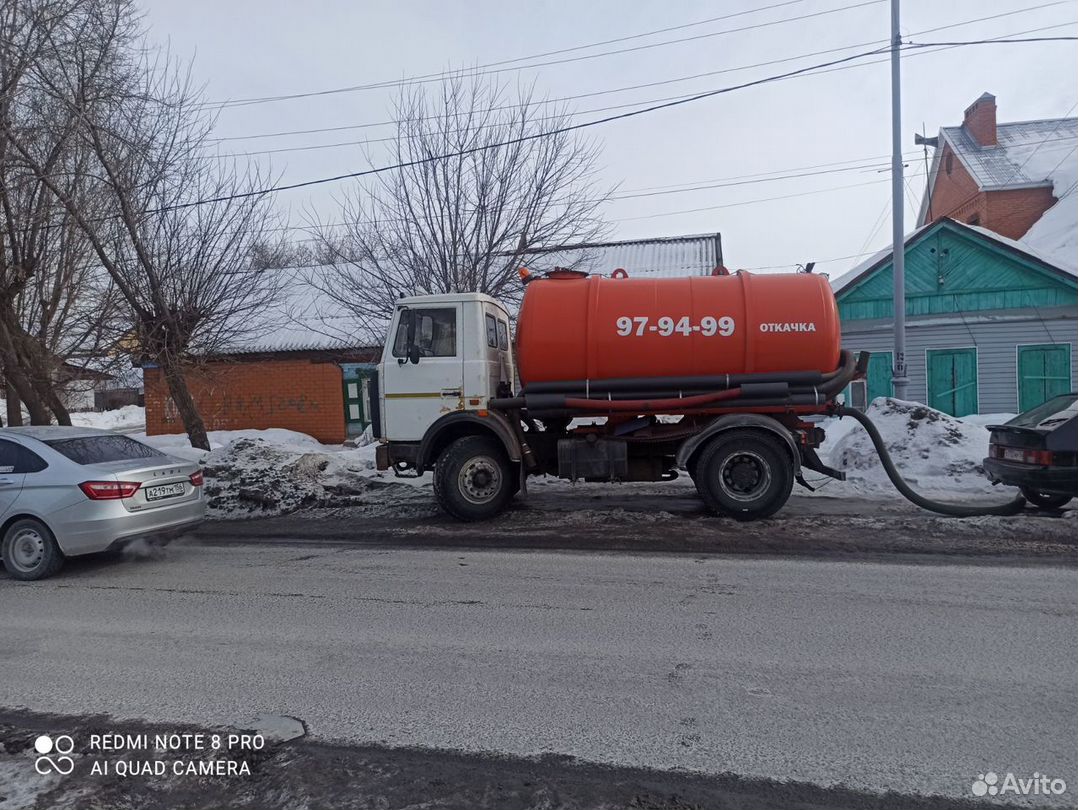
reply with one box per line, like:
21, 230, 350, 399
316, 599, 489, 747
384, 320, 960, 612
1016, 130, 1077, 273
0, 402, 146, 431
135, 428, 425, 519
817, 398, 1000, 496
71, 404, 146, 431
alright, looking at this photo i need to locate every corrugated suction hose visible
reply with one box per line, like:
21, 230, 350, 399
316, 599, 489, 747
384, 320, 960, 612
835, 406, 1027, 517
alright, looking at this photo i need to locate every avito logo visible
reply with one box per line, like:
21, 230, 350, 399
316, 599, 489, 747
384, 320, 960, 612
972, 771, 1067, 798
34, 734, 75, 775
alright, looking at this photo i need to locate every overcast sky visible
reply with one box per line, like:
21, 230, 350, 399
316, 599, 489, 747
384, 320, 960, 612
142, 0, 1076, 275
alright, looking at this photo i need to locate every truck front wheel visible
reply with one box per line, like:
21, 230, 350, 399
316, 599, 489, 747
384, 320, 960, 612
433, 435, 514, 521
695, 430, 794, 520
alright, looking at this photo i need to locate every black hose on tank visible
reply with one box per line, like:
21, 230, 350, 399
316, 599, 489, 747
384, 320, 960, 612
834, 406, 1027, 517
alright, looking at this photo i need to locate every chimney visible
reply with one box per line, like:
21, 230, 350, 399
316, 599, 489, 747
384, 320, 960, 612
963, 92, 997, 147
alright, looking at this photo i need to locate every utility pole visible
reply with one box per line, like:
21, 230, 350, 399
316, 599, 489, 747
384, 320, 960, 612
889, 0, 908, 398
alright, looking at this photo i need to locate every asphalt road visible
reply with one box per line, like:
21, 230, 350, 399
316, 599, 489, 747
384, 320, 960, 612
2, 541, 1076, 806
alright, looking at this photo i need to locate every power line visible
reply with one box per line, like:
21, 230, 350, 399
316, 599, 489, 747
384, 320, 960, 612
205, 24, 1077, 162
205, 0, 883, 109
154, 45, 897, 213
207, 3, 1072, 145
199, 155, 929, 240
153, 35, 1077, 214
614, 170, 926, 222
905, 35, 1077, 47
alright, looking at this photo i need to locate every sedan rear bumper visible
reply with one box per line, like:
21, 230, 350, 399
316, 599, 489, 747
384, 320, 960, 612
104, 517, 206, 553
983, 457, 1078, 495
50, 496, 207, 557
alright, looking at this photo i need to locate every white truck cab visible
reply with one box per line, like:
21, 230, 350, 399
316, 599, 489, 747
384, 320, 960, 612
376, 293, 516, 442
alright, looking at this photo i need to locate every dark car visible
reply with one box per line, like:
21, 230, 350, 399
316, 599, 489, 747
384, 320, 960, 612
984, 393, 1077, 509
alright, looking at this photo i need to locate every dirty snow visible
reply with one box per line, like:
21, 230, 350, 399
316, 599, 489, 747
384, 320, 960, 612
812, 398, 1013, 498
134, 428, 425, 519
125, 396, 1019, 521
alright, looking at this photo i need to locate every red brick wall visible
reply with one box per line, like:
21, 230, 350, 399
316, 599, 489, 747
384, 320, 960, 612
925, 143, 1057, 239
926, 144, 987, 225
984, 186, 1059, 240
144, 358, 348, 445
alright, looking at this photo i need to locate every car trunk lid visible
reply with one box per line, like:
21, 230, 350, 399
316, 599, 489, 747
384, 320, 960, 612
84, 457, 201, 512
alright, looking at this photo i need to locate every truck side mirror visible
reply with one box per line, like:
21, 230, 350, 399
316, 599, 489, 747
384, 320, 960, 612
408, 344, 420, 365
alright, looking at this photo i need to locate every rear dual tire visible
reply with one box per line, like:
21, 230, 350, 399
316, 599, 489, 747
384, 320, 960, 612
693, 430, 794, 521
434, 436, 515, 521
1, 518, 64, 581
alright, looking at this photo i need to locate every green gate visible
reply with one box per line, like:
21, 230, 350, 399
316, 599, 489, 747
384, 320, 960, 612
342, 366, 376, 436
1017, 344, 1071, 412
926, 348, 978, 416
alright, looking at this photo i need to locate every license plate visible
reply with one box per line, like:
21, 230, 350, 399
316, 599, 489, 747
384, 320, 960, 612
1001, 447, 1026, 462
144, 482, 186, 501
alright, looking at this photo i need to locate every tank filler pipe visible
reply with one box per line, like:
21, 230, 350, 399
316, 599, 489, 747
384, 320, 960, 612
834, 406, 1026, 517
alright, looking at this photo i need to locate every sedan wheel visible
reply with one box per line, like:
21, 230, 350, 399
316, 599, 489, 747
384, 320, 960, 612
2, 518, 64, 581
1020, 488, 1074, 510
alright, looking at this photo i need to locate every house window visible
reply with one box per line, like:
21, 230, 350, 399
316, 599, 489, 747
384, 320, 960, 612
945, 153, 954, 175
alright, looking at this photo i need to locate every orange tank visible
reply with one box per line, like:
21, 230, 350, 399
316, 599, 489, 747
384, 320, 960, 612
515, 271, 842, 385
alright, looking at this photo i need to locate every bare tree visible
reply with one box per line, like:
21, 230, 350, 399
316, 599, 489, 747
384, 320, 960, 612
0, 0, 124, 425
4, 0, 283, 449
309, 73, 611, 337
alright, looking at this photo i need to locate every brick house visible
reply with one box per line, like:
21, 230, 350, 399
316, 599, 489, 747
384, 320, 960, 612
917, 93, 1077, 239
829, 92, 1077, 416
143, 272, 380, 445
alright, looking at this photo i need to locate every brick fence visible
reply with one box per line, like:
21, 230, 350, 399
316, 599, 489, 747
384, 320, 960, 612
144, 357, 350, 444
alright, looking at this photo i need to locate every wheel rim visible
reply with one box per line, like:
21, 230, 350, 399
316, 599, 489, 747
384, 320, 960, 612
9, 527, 45, 572
458, 455, 502, 505
718, 451, 772, 502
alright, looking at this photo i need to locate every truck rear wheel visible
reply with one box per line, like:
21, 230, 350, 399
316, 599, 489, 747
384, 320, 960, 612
695, 430, 794, 520
433, 435, 514, 521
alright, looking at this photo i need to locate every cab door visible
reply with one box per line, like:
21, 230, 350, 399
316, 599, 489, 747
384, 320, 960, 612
381, 304, 465, 441
477, 306, 515, 401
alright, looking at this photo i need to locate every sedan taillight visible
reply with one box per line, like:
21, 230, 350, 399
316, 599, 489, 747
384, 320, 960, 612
189, 470, 204, 487
79, 481, 141, 500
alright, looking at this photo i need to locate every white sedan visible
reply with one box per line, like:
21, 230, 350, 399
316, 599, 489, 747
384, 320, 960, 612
0, 426, 205, 580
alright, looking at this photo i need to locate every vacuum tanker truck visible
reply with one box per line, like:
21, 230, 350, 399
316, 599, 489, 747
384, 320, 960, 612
372, 265, 867, 521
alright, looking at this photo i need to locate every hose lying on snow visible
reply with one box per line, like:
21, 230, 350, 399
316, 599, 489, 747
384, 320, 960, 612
835, 405, 1027, 517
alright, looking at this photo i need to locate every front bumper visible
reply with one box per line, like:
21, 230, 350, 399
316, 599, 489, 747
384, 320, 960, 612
983, 458, 1078, 495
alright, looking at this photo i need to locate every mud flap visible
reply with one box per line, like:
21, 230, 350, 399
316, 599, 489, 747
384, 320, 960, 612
800, 445, 846, 481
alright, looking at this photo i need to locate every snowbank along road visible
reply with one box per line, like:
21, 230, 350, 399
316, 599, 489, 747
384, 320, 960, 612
1, 540, 1076, 808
